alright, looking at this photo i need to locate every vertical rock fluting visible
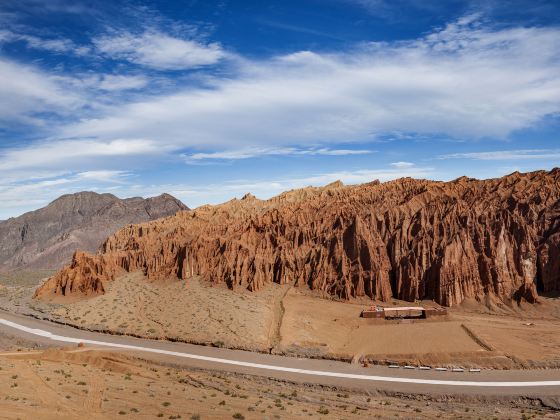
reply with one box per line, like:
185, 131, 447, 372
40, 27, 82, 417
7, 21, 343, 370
35, 169, 560, 306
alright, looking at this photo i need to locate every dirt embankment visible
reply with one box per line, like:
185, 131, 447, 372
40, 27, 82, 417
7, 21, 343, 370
0, 347, 558, 419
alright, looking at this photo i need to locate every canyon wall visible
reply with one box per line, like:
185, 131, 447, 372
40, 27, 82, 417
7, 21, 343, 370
35, 169, 560, 306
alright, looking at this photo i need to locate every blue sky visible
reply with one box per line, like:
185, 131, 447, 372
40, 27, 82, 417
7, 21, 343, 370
0, 0, 559, 218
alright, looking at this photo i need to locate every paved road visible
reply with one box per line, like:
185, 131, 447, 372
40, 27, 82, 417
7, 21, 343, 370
1, 310, 559, 397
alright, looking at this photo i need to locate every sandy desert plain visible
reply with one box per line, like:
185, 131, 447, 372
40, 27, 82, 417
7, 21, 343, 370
1, 269, 560, 419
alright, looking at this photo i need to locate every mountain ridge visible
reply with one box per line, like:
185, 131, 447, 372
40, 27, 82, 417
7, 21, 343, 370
0, 191, 188, 270
35, 169, 560, 307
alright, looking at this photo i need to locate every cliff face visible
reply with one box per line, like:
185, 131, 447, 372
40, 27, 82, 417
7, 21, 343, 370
35, 169, 560, 306
0, 192, 188, 270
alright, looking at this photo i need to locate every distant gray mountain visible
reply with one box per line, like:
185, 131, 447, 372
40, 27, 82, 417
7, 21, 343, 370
0, 192, 188, 270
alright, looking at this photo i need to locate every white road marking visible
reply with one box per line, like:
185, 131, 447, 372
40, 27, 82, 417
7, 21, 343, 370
1, 318, 559, 388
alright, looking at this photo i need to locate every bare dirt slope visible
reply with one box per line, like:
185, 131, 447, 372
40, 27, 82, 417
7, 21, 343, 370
45, 273, 279, 352
9, 272, 560, 370
0, 191, 188, 271
0, 347, 557, 419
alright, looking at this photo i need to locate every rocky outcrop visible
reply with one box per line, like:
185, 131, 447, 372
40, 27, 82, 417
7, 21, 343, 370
35, 169, 560, 306
0, 192, 188, 270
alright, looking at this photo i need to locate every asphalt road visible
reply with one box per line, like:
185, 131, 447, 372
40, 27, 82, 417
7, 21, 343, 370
1, 310, 559, 397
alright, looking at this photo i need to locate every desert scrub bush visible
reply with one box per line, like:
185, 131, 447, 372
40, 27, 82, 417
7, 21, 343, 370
162, 401, 171, 407
317, 406, 329, 415
232, 414, 245, 420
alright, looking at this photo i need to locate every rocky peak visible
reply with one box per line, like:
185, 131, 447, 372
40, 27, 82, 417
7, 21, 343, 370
0, 191, 188, 270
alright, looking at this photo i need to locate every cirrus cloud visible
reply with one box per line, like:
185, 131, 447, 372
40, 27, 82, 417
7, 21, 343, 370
94, 30, 226, 70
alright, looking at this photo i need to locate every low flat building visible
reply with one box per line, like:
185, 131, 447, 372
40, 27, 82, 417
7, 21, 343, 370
360, 305, 447, 319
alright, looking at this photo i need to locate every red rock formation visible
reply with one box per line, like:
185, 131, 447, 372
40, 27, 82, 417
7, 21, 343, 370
35, 169, 560, 306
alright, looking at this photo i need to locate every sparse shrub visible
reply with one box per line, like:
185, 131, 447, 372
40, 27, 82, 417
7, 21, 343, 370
232, 414, 245, 420
317, 406, 329, 415
162, 402, 171, 407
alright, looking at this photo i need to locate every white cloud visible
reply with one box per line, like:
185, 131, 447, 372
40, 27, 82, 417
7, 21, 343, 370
440, 149, 560, 160
0, 29, 77, 53
94, 30, 225, 70
59, 16, 560, 154
0, 58, 80, 124
183, 146, 372, 162
97, 74, 148, 91
0, 57, 150, 127
75, 170, 131, 183
0, 139, 165, 172
390, 161, 415, 168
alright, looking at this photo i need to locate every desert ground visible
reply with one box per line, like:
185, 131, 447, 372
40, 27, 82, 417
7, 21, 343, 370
0, 344, 558, 420
1, 271, 560, 419
2, 271, 560, 372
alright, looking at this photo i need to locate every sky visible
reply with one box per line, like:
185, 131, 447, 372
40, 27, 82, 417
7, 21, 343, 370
0, 0, 559, 219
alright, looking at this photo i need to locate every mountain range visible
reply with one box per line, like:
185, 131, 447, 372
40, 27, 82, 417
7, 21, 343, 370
0, 192, 188, 271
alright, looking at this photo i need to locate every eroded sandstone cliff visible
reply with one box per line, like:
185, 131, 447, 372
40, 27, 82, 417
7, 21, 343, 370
35, 169, 560, 306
